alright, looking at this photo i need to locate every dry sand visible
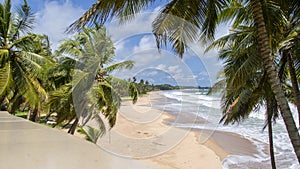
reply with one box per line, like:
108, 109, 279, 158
86, 91, 263, 169
94, 91, 224, 169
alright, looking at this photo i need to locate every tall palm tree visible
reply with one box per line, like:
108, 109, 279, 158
249, 0, 300, 162
208, 23, 279, 168
209, 2, 300, 167
67, 0, 300, 161
48, 26, 137, 136
0, 0, 53, 118
276, 2, 300, 126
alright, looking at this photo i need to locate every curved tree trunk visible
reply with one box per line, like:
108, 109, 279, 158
287, 52, 300, 128
250, 0, 300, 163
0, 96, 5, 110
30, 108, 39, 122
268, 116, 276, 169
68, 117, 79, 135
267, 99, 276, 169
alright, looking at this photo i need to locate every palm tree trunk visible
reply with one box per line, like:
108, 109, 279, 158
68, 117, 79, 135
250, 0, 300, 163
268, 117, 276, 169
27, 109, 31, 120
0, 96, 5, 110
267, 99, 276, 169
30, 108, 39, 122
287, 52, 300, 128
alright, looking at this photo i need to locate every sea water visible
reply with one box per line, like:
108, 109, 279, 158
155, 89, 299, 169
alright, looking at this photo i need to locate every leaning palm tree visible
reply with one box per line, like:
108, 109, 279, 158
277, 11, 300, 127
208, 2, 300, 167
247, 0, 300, 162
67, 0, 300, 161
48, 26, 137, 137
0, 0, 53, 119
208, 24, 278, 168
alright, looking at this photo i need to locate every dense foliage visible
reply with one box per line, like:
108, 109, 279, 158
0, 0, 138, 140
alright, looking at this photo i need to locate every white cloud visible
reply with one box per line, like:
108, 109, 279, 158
34, 1, 84, 50
155, 64, 182, 76
98, 6, 227, 86
155, 64, 190, 83
128, 35, 162, 67
106, 12, 159, 41
198, 71, 209, 76
156, 64, 167, 70
168, 65, 181, 75
133, 35, 156, 53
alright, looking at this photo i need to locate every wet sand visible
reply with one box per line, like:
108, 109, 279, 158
87, 91, 267, 168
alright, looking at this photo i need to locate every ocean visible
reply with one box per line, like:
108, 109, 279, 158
153, 89, 299, 169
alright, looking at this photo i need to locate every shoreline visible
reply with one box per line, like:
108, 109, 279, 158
151, 91, 266, 158
94, 91, 223, 168
86, 91, 269, 168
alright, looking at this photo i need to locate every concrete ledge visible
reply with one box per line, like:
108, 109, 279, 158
0, 111, 157, 169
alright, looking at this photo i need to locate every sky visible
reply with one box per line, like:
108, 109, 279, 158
3, 0, 229, 87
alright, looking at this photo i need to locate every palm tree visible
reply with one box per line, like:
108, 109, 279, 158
276, 1, 300, 126
249, 0, 300, 162
67, 0, 300, 161
48, 26, 137, 136
208, 1, 300, 167
208, 23, 279, 167
0, 0, 53, 119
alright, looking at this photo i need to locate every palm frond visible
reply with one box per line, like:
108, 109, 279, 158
55, 38, 83, 57
218, 0, 252, 27
72, 70, 93, 92
12, 61, 44, 108
79, 125, 103, 144
201, 0, 226, 40
0, 62, 12, 96
9, 33, 36, 49
220, 76, 265, 125
208, 78, 225, 95
109, 77, 138, 104
90, 81, 121, 127
67, 0, 155, 32
7, 92, 23, 114
104, 60, 134, 73
153, 0, 203, 57
0, 0, 11, 41
11, 0, 35, 39
205, 26, 255, 52
92, 114, 106, 136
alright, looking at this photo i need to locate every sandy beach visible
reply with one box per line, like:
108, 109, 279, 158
87, 91, 265, 169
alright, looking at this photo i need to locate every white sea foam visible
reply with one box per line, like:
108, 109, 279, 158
163, 91, 222, 109
161, 90, 299, 169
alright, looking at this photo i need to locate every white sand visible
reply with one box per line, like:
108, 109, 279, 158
94, 92, 223, 169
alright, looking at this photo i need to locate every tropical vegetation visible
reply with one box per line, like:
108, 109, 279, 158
47, 26, 138, 135
1, 0, 300, 167
0, 0, 53, 121
68, 0, 300, 164
207, 1, 300, 167
0, 0, 139, 142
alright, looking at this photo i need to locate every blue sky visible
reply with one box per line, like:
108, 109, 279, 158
3, 0, 228, 87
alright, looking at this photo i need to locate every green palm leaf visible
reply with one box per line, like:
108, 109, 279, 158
67, 0, 155, 32
104, 60, 134, 73
78, 125, 103, 144
13, 0, 35, 36
0, 62, 12, 96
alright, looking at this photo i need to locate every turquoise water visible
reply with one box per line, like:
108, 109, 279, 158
155, 89, 299, 169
